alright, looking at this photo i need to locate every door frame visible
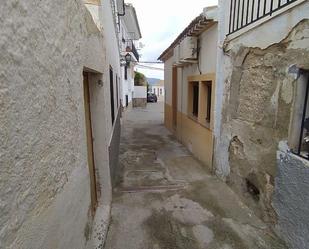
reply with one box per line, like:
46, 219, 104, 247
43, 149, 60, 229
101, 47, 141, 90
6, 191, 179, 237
83, 71, 98, 214
172, 66, 178, 129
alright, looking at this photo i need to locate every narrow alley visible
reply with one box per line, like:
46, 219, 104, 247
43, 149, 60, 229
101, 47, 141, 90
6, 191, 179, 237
104, 103, 286, 249
2, 0, 308, 248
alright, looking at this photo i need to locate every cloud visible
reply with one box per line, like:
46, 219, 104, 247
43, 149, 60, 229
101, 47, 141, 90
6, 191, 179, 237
128, 0, 218, 77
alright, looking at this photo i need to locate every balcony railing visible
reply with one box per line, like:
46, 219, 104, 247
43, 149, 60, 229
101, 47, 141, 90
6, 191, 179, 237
132, 43, 139, 62
126, 41, 139, 61
228, 0, 300, 35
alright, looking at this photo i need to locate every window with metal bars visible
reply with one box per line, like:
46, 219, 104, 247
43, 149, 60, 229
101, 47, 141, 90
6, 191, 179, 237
124, 66, 128, 80
206, 82, 212, 123
192, 83, 199, 117
110, 67, 115, 124
116, 75, 119, 108
292, 72, 309, 160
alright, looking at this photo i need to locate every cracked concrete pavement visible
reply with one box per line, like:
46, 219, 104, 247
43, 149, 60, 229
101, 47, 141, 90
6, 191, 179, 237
104, 102, 287, 249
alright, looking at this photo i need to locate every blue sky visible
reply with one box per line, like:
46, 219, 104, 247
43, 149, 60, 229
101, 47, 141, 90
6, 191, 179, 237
129, 0, 218, 79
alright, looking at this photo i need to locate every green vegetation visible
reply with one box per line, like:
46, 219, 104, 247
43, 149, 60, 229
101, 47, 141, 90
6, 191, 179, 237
134, 71, 147, 86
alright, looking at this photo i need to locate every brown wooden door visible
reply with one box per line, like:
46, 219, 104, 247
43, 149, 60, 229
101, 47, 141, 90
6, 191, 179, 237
83, 72, 98, 214
172, 67, 178, 129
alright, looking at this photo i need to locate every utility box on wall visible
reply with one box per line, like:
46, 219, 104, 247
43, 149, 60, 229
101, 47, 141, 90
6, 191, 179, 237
179, 36, 198, 61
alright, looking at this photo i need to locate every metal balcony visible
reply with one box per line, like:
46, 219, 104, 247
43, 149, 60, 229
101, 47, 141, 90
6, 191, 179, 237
125, 41, 139, 62
228, 0, 301, 35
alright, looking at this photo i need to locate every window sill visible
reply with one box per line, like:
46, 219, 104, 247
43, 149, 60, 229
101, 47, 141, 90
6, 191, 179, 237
188, 114, 198, 122
187, 114, 212, 131
200, 121, 211, 130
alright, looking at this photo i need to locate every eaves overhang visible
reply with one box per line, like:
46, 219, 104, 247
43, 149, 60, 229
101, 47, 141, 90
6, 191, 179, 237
122, 4, 142, 40
158, 6, 218, 62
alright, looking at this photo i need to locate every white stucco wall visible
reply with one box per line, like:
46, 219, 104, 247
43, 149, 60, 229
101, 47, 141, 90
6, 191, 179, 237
119, 14, 141, 109
213, 0, 231, 178
133, 86, 147, 98
99, 0, 122, 138
121, 65, 135, 108
175, 24, 218, 115
151, 86, 165, 96
0, 0, 121, 248
199, 24, 218, 74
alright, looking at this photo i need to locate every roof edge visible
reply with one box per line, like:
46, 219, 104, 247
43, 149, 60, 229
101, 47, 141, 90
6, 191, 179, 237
125, 4, 142, 39
158, 6, 218, 62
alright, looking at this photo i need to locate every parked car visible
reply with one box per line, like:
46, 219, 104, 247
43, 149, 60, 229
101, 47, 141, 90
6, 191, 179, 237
147, 93, 158, 103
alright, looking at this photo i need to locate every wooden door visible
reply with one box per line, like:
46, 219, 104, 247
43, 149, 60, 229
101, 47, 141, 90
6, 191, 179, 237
83, 72, 98, 214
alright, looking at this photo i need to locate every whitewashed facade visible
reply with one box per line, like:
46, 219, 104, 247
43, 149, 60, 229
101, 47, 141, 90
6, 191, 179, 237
118, 4, 142, 109
0, 0, 131, 248
150, 80, 165, 99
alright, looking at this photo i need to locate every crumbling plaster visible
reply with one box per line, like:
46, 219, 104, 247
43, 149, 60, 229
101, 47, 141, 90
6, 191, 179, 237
0, 0, 116, 248
215, 15, 309, 224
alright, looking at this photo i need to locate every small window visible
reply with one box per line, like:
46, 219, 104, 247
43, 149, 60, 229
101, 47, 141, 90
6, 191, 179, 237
125, 95, 129, 107
110, 67, 115, 124
193, 80, 213, 127
291, 71, 309, 159
160, 88, 163, 95
206, 81, 212, 123
188, 81, 199, 118
124, 66, 128, 80
116, 75, 119, 108
192, 83, 199, 117
187, 75, 214, 128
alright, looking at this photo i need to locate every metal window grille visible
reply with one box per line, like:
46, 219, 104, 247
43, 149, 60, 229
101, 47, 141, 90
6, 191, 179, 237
124, 65, 128, 80
192, 83, 199, 117
293, 74, 309, 160
228, 0, 300, 35
126, 40, 140, 62
110, 67, 115, 124
206, 81, 212, 123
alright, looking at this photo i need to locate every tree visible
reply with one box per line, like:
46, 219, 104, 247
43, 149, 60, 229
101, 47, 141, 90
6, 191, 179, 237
134, 71, 147, 86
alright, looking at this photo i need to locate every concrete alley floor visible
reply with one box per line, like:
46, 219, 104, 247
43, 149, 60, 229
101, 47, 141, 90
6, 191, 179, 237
104, 102, 287, 249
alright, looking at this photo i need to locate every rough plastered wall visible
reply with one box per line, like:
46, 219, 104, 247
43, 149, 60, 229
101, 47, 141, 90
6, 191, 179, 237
0, 0, 113, 248
216, 18, 309, 226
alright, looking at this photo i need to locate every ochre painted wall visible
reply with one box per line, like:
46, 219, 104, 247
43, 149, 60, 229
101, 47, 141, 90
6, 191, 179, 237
163, 24, 218, 171
164, 103, 174, 132
165, 103, 214, 170
177, 111, 214, 169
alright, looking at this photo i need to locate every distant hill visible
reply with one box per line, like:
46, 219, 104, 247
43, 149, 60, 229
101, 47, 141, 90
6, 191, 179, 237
147, 77, 161, 85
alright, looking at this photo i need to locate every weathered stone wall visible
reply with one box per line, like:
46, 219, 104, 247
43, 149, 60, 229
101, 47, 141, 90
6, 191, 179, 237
133, 98, 147, 108
0, 0, 118, 248
217, 19, 309, 223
